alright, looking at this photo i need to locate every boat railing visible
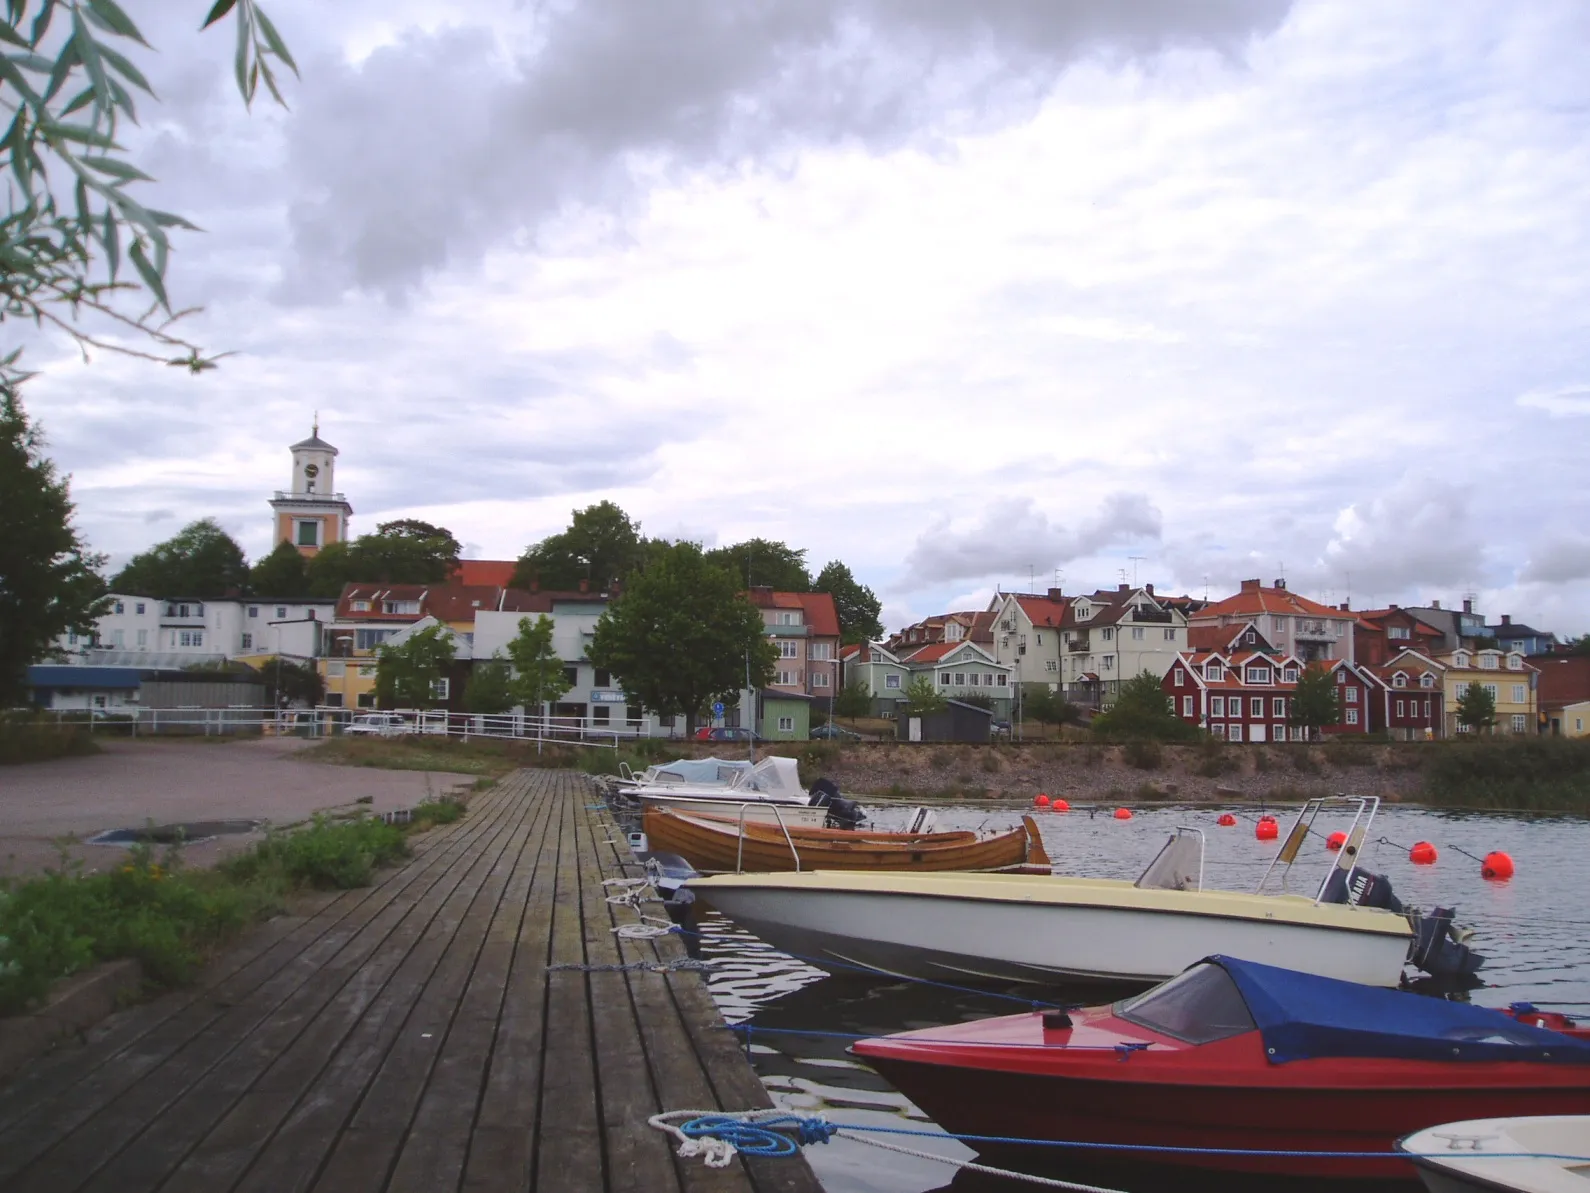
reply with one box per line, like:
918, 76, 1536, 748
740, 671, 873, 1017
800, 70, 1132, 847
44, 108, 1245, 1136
1180, 826, 1206, 891
735, 802, 803, 873
1252, 794, 1379, 901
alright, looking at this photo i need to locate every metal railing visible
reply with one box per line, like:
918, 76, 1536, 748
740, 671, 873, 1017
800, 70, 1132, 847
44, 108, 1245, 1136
735, 801, 802, 873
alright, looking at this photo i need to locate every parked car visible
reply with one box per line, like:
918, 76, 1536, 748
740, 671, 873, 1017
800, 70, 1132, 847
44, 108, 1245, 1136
810, 723, 861, 740
707, 726, 762, 742
991, 719, 1012, 736
345, 713, 411, 737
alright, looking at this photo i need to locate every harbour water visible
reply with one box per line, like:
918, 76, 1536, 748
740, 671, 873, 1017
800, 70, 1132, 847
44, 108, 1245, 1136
684, 801, 1590, 1193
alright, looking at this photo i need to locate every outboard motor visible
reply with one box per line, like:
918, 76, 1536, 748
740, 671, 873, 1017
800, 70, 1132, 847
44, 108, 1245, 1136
1319, 867, 1403, 913
808, 777, 867, 830
1409, 906, 1486, 980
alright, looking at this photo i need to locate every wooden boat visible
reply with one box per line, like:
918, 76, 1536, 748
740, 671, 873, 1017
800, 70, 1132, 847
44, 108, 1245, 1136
640, 806, 1048, 874
851, 957, 1590, 1181
1399, 1115, 1590, 1192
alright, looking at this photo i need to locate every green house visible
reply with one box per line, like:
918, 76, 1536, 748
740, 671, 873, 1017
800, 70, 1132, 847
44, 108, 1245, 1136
758, 690, 813, 741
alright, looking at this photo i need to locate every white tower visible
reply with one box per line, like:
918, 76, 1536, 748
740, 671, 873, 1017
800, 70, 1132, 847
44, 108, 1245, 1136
269, 418, 354, 556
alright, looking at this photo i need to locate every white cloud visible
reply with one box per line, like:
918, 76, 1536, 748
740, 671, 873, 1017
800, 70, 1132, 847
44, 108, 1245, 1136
1517, 386, 1590, 417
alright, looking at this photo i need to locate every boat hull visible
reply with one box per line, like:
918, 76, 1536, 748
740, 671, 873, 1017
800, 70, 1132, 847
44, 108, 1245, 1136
641, 808, 1037, 874
634, 793, 830, 827
694, 877, 1412, 986
1400, 1115, 1590, 1193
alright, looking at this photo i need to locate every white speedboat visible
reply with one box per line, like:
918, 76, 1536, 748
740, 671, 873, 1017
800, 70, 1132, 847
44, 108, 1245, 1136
689, 797, 1465, 988
1399, 1116, 1590, 1193
616, 755, 753, 789
627, 756, 856, 829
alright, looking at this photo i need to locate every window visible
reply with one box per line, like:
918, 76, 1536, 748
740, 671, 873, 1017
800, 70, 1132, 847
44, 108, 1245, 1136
776, 611, 797, 625
1507, 655, 1523, 671
179, 630, 204, 647
324, 693, 344, 708
1512, 685, 1526, 704
1271, 616, 1288, 633
1393, 672, 1407, 688
1454, 683, 1469, 700
1182, 695, 1194, 716
135, 602, 145, 615
1396, 699, 1405, 717
1036, 633, 1042, 646
350, 600, 371, 612
1423, 698, 1431, 716
1165, 628, 1177, 640
885, 674, 901, 689
954, 672, 965, 685
1211, 696, 1225, 717
275, 606, 287, 618
136, 629, 147, 646
1211, 723, 1226, 739
1453, 652, 1470, 667
1103, 655, 1115, 671
593, 706, 611, 724
327, 661, 346, 677
1479, 654, 1497, 670
358, 663, 377, 677
997, 674, 1008, 686
1229, 724, 1243, 742
114, 600, 125, 614
357, 692, 376, 708
563, 665, 579, 687
1388, 626, 1410, 640
593, 668, 611, 687
1250, 697, 1264, 718
1336, 670, 1346, 685
296, 520, 319, 547
778, 715, 795, 732
1174, 670, 1185, 687
382, 600, 421, 615
1166, 696, 1176, 713
1244, 665, 1270, 684
967, 672, 979, 686
431, 678, 450, 701
779, 640, 799, 658
241, 633, 253, 650
811, 671, 830, 688
1273, 697, 1287, 717
1484, 684, 1498, 700
1102, 628, 1114, 641
809, 643, 831, 661
1420, 673, 1435, 689
1346, 708, 1359, 725
248, 606, 259, 618
1131, 627, 1145, 640
1204, 663, 1224, 681
1282, 667, 1298, 683
1045, 659, 1057, 672
1345, 687, 1358, 703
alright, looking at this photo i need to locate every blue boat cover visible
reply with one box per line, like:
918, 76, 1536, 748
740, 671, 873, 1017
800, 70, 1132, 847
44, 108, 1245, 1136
1209, 956, 1590, 1066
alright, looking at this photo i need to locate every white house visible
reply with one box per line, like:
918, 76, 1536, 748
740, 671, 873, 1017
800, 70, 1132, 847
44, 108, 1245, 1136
986, 589, 1069, 694
57, 595, 336, 666
1059, 585, 1188, 705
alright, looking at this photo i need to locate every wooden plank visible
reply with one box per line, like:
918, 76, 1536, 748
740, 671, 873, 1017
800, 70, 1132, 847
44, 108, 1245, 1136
458, 774, 563, 1193
0, 790, 519, 1192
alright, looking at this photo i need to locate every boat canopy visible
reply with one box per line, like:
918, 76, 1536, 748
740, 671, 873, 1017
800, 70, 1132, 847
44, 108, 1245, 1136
1206, 956, 1590, 1066
647, 757, 754, 785
728, 756, 805, 799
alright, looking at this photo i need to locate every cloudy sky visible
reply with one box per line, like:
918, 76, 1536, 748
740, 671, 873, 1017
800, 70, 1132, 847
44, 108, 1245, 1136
21, 0, 1590, 637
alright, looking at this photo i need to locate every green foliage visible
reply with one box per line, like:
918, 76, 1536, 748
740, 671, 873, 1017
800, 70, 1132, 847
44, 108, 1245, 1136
0, 1, 293, 383
1022, 684, 1083, 726
589, 541, 776, 734
257, 656, 324, 706
1288, 666, 1341, 740
958, 691, 995, 710
0, 712, 97, 764
111, 517, 248, 598
464, 659, 515, 714
512, 501, 647, 592
902, 675, 947, 715
1565, 634, 1590, 657
0, 393, 109, 705
1091, 671, 1201, 742
248, 539, 308, 597
813, 560, 883, 644
375, 624, 456, 708
833, 678, 872, 719
1422, 737, 1590, 810
1457, 681, 1497, 733
300, 520, 461, 595
504, 615, 571, 712
706, 538, 811, 592
303, 539, 355, 597
221, 815, 409, 890
1194, 739, 1235, 777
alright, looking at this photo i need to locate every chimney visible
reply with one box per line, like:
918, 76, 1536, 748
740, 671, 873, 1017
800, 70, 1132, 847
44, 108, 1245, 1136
1241, 579, 1260, 593
1389, 604, 1397, 610
1501, 614, 1511, 626
578, 578, 589, 593
1339, 602, 1350, 612
1047, 587, 1064, 601
1144, 583, 1154, 596
1462, 598, 1473, 615
1274, 578, 1286, 590
1118, 583, 1129, 593
1431, 599, 1441, 610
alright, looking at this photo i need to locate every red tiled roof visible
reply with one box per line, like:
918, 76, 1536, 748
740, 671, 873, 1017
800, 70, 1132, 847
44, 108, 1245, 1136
1014, 595, 1069, 627
1193, 582, 1349, 622
903, 642, 957, 663
746, 588, 804, 610
451, 559, 517, 587
335, 583, 503, 623
793, 591, 840, 638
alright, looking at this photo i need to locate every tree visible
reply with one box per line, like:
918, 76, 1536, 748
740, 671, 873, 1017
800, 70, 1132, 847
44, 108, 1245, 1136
464, 659, 515, 715
813, 560, 883, 644
348, 520, 459, 584
304, 540, 356, 598
1023, 684, 1082, 726
901, 675, 946, 715
257, 657, 324, 707
375, 624, 456, 709
1457, 682, 1497, 735
1288, 666, 1341, 742
249, 540, 308, 597
504, 615, 571, 715
112, 518, 249, 597
834, 679, 872, 720
707, 538, 811, 592
1565, 634, 1590, 657
589, 541, 776, 735
0, 393, 109, 706
1, 2, 294, 388
512, 501, 646, 592
1091, 671, 1201, 741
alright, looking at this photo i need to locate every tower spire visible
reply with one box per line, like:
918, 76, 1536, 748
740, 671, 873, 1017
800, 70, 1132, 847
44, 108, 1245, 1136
313, 410, 319, 438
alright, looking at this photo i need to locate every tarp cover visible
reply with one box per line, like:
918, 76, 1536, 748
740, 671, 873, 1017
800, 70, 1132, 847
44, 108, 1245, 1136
648, 757, 753, 785
1209, 955, 1590, 1066
732, 755, 805, 798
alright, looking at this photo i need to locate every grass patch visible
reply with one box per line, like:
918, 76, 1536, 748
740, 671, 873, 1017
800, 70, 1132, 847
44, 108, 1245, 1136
0, 801, 465, 1018
1421, 737, 1590, 811
0, 714, 98, 766
303, 735, 539, 777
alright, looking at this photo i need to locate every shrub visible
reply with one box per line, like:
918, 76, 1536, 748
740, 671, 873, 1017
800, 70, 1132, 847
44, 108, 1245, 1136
219, 815, 409, 891
1422, 737, 1590, 810
980, 750, 1003, 774
0, 715, 97, 766
1123, 739, 1163, 770
1194, 740, 1234, 777
928, 747, 956, 770
1289, 746, 1321, 774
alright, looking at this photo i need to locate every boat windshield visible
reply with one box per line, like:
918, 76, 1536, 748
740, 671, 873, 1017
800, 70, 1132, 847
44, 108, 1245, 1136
1116, 963, 1256, 1045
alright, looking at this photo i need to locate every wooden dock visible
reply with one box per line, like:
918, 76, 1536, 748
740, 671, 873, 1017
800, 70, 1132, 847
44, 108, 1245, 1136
0, 770, 824, 1193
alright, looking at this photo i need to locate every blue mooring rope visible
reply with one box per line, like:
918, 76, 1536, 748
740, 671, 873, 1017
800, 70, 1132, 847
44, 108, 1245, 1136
679, 1114, 838, 1155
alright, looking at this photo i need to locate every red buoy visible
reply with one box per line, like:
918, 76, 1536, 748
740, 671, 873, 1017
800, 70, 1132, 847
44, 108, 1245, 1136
1326, 831, 1347, 852
1409, 841, 1438, 865
1034, 793, 1050, 808
1113, 807, 1133, 820
1481, 851, 1515, 880
1217, 813, 1237, 827
1256, 817, 1278, 841
1052, 798, 1070, 812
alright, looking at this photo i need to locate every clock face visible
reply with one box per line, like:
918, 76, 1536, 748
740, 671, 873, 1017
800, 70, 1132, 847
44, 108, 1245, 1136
304, 464, 319, 478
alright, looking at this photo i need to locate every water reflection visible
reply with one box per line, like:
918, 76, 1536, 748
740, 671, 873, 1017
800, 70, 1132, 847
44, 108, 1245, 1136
677, 801, 1590, 1193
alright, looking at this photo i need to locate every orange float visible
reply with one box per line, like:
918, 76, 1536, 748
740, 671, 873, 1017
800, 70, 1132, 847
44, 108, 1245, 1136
1113, 807, 1133, 820
1481, 851, 1515, 880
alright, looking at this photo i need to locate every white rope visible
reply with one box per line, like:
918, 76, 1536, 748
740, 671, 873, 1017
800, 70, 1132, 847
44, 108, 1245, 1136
649, 1109, 742, 1168
602, 876, 661, 908
614, 914, 677, 939
838, 1127, 1130, 1193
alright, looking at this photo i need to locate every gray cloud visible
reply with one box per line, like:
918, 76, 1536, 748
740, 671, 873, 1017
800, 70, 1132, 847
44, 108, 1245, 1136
1522, 534, 1590, 585
901, 491, 1162, 588
279, 0, 1290, 295
1319, 476, 1485, 596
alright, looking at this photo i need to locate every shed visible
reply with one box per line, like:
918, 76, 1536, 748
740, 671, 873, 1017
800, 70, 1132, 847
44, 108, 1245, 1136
759, 690, 814, 741
896, 698, 993, 743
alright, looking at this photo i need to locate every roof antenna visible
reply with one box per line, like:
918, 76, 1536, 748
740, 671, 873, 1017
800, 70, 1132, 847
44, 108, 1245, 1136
1029, 564, 1036, 592
1202, 574, 1209, 601
1129, 556, 1145, 586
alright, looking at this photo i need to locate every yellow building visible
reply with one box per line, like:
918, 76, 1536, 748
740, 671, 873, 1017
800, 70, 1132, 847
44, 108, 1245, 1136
1435, 647, 1537, 736
1554, 700, 1590, 739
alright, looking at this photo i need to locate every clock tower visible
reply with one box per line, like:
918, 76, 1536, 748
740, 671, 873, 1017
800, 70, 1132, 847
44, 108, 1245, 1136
269, 420, 353, 556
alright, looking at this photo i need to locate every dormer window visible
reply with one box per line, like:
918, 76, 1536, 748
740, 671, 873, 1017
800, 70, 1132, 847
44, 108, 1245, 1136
1282, 666, 1298, 683
1204, 662, 1224, 681
1479, 654, 1498, 670
350, 600, 371, 612
1393, 672, 1407, 688
1453, 652, 1470, 667
1507, 655, 1523, 670
1245, 665, 1271, 684
1420, 674, 1435, 689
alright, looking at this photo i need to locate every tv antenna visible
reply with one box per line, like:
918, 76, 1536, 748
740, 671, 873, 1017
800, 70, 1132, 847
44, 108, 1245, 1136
1128, 556, 1146, 586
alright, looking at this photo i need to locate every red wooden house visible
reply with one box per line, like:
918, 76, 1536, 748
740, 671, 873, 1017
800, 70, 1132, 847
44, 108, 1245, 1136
1164, 647, 1305, 742
1320, 659, 1385, 736
1353, 607, 1446, 668
1374, 650, 1445, 740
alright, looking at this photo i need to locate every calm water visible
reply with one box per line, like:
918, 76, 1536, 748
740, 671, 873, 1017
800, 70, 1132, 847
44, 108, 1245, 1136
672, 802, 1590, 1193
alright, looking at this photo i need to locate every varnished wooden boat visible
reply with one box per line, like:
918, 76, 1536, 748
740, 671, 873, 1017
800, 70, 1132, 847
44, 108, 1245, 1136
641, 806, 1049, 874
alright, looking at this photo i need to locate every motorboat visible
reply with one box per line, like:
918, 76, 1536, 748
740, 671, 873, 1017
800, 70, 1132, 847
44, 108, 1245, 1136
1399, 1115, 1590, 1192
849, 956, 1590, 1180
615, 755, 753, 789
689, 797, 1463, 987
623, 756, 865, 829
641, 806, 1049, 875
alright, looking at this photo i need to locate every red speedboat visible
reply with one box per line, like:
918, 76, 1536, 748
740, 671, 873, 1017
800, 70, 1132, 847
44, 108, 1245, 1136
851, 956, 1590, 1180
